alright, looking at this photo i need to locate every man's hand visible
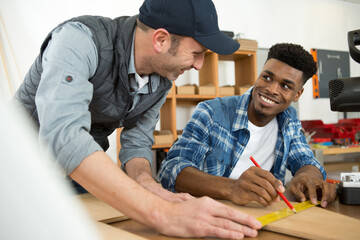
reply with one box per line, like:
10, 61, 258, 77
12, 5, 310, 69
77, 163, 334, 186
288, 165, 336, 207
157, 196, 262, 239
229, 166, 284, 206
125, 157, 193, 202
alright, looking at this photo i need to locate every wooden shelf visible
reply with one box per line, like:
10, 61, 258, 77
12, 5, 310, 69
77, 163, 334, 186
176, 94, 216, 100
152, 144, 172, 149
159, 49, 257, 145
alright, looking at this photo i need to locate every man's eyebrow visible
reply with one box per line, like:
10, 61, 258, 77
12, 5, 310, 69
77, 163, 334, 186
264, 70, 296, 86
283, 78, 296, 87
264, 70, 274, 76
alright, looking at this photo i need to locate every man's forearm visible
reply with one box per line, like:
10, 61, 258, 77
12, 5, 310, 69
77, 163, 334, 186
69, 151, 166, 229
175, 166, 235, 200
125, 157, 155, 184
69, 152, 262, 238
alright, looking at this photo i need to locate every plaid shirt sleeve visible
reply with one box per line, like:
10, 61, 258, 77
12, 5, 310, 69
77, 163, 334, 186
158, 102, 214, 192
286, 119, 326, 180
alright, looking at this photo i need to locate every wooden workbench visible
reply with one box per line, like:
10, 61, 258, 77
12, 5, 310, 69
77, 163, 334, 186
313, 145, 360, 155
312, 145, 360, 174
109, 198, 360, 240
79, 191, 360, 239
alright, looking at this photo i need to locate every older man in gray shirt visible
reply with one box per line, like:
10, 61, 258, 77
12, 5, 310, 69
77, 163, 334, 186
11, 0, 262, 239
32, 21, 167, 193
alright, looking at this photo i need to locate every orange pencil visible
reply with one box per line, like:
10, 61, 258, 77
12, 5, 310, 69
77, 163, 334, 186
249, 156, 297, 213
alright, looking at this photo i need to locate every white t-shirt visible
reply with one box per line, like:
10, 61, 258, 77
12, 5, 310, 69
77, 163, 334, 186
229, 117, 278, 179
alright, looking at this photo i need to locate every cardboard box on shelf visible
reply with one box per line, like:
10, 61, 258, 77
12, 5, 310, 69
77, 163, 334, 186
236, 38, 258, 51
176, 84, 196, 95
219, 86, 235, 96
235, 85, 252, 95
195, 84, 216, 95
154, 130, 173, 145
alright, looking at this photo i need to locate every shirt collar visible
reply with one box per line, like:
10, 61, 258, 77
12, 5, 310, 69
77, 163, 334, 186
232, 88, 251, 131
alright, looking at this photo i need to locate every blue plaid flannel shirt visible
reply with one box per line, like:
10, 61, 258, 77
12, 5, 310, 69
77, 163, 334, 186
158, 88, 326, 193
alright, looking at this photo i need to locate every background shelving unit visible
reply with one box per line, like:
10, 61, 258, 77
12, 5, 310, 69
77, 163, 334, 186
156, 49, 257, 148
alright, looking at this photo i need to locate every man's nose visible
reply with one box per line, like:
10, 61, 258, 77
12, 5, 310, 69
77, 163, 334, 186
267, 81, 281, 94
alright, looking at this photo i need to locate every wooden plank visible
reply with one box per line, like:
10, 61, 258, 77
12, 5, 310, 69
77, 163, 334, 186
96, 222, 148, 240
78, 193, 129, 223
219, 200, 360, 240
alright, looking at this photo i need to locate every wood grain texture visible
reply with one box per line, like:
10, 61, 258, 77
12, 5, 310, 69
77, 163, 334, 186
96, 222, 148, 240
219, 200, 360, 240
78, 193, 129, 223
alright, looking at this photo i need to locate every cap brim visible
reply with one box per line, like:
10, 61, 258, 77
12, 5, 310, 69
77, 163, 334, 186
194, 32, 240, 55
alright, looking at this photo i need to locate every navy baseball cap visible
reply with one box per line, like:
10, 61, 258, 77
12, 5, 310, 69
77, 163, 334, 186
139, 0, 240, 55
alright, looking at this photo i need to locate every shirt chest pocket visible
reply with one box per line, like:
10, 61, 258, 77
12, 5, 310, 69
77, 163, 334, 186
207, 147, 231, 167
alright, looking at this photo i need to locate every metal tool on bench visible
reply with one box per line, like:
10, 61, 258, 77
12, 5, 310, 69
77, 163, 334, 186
338, 172, 360, 205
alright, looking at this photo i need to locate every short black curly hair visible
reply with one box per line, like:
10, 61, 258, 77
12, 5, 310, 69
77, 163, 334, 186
266, 43, 317, 84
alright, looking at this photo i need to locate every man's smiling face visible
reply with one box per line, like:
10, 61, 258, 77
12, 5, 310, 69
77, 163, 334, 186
248, 58, 305, 126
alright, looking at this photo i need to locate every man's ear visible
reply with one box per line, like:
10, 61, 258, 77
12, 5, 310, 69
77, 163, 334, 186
293, 87, 304, 102
152, 28, 171, 53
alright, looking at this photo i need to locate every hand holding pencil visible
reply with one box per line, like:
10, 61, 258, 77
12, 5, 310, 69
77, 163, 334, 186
249, 156, 297, 213
228, 158, 290, 207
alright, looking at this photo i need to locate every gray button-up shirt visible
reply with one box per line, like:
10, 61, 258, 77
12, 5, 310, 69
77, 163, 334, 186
38, 21, 167, 174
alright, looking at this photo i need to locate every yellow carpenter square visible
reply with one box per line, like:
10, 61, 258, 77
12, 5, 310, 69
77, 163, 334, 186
257, 200, 320, 226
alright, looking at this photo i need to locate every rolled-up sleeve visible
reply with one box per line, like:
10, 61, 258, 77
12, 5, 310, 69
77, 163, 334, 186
35, 22, 101, 175
287, 121, 326, 180
159, 103, 213, 192
119, 92, 169, 168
